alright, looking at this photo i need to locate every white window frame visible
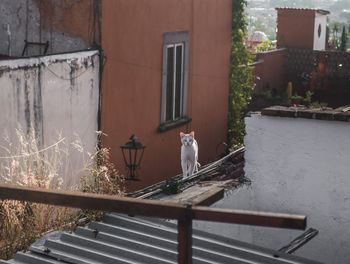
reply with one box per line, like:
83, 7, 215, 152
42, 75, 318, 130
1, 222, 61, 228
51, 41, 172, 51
166, 43, 184, 120
161, 32, 189, 125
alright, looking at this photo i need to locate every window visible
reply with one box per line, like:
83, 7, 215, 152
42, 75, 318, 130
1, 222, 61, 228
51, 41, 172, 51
160, 32, 190, 131
165, 43, 184, 121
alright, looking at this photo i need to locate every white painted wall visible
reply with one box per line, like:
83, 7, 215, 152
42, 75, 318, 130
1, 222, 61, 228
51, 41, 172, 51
195, 114, 350, 263
0, 50, 100, 187
313, 13, 327, 51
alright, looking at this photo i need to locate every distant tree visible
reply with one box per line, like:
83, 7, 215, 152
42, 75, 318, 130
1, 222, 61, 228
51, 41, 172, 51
330, 22, 342, 49
256, 40, 274, 52
332, 22, 340, 39
252, 18, 268, 33
340, 26, 348, 51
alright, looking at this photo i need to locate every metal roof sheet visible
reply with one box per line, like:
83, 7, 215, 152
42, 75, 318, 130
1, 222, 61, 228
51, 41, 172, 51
1, 213, 323, 264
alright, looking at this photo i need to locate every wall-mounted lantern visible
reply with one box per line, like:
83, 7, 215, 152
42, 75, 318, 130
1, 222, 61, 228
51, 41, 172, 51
120, 135, 145, 181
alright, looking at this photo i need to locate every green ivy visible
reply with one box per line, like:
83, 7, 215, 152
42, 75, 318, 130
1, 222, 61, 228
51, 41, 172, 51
228, 0, 253, 148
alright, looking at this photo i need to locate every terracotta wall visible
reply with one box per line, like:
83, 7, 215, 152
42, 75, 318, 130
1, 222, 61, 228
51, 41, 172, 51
101, 0, 232, 190
276, 9, 315, 49
254, 48, 288, 94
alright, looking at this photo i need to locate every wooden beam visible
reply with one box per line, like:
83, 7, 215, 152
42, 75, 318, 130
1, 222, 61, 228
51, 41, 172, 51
192, 206, 307, 230
0, 184, 306, 230
0, 184, 187, 219
191, 187, 224, 206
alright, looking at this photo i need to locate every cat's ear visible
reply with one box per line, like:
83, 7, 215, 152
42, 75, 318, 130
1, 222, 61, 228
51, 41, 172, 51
190, 131, 195, 138
180, 132, 185, 138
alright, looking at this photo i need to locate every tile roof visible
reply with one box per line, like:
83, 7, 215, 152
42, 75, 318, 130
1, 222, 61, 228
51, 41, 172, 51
1, 213, 323, 264
275, 8, 330, 15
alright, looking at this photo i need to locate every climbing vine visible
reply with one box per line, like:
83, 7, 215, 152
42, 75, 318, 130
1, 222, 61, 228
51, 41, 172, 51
228, 0, 254, 148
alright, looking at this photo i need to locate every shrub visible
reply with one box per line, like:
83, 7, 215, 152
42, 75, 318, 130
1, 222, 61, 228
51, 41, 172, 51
0, 127, 77, 259
79, 146, 125, 221
302, 91, 314, 107
0, 128, 125, 259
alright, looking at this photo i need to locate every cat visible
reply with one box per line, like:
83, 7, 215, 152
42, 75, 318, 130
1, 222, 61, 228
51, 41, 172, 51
180, 131, 199, 178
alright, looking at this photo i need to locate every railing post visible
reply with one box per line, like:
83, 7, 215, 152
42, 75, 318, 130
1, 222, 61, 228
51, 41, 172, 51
178, 204, 193, 264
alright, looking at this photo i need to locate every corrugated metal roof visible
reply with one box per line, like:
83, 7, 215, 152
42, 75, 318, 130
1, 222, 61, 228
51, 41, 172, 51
1, 213, 323, 264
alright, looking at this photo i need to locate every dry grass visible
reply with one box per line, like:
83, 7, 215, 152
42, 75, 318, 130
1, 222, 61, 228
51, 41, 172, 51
79, 145, 125, 222
0, 128, 125, 259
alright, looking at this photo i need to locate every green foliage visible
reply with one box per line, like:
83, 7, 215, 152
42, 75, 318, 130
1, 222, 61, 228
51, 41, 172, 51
290, 94, 303, 105
303, 91, 314, 107
329, 21, 349, 50
261, 90, 286, 106
340, 26, 348, 52
256, 40, 274, 52
228, 0, 253, 148
162, 178, 183, 194
289, 91, 314, 106
310, 101, 328, 109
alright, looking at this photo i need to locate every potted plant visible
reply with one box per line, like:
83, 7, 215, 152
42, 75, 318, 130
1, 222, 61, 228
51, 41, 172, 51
290, 94, 303, 106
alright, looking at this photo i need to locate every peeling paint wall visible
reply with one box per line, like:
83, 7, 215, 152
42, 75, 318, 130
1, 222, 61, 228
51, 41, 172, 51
0, 50, 100, 187
0, 0, 100, 57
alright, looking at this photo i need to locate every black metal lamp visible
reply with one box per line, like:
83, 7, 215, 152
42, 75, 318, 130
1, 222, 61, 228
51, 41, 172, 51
120, 135, 145, 180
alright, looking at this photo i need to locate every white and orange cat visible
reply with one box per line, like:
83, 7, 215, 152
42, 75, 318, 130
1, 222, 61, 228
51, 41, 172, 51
180, 131, 199, 178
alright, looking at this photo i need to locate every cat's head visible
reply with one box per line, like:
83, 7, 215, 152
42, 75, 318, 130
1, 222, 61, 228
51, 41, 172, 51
180, 131, 195, 146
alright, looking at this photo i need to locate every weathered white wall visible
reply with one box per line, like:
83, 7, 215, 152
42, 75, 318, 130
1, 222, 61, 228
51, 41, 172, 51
0, 50, 100, 187
195, 114, 350, 264
313, 13, 327, 51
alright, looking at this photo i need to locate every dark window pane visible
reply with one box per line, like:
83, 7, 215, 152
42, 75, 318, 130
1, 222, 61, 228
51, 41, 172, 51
175, 45, 183, 119
166, 46, 174, 121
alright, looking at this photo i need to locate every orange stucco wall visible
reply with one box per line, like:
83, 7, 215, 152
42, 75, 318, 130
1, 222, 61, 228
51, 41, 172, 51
277, 9, 315, 49
101, 0, 232, 191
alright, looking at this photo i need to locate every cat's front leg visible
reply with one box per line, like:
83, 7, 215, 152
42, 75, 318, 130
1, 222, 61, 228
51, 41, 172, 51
181, 160, 188, 178
188, 162, 194, 177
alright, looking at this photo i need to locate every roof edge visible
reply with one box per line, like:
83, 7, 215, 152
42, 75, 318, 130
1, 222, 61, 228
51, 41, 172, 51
275, 7, 330, 15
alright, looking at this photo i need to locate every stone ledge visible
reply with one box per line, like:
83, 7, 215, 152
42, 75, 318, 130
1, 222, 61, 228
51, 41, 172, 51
261, 106, 350, 122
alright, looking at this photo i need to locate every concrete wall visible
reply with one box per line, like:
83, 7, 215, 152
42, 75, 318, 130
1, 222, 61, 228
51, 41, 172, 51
276, 9, 315, 49
196, 115, 350, 264
254, 48, 288, 94
101, 0, 232, 190
0, 0, 99, 57
0, 50, 100, 187
313, 13, 327, 51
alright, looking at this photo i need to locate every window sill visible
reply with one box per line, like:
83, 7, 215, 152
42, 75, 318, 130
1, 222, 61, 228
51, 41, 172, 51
158, 117, 192, 132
